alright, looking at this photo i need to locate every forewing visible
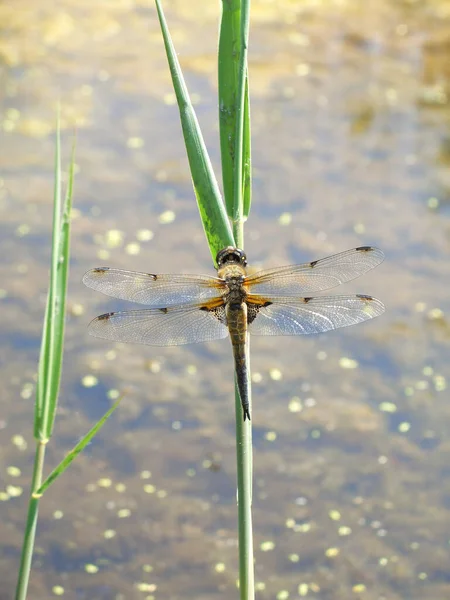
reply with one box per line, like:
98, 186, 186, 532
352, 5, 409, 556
245, 246, 384, 295
88, 303, 229, 346
248, 295, 385, 336
83, 268, 224, 306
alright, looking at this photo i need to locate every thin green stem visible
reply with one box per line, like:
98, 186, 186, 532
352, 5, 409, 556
232, 0, 250, 226
15, 440, 47, 600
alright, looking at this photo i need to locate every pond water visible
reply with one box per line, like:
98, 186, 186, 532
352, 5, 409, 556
1, 0, 450, 598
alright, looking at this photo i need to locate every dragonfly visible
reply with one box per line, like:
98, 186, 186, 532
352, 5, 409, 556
83, 245, 384, 421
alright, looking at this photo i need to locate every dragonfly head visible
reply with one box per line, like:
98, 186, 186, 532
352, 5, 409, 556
216, 247, 247, 268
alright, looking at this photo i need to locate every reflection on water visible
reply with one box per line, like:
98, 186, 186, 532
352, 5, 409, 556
1, 0, 450, 598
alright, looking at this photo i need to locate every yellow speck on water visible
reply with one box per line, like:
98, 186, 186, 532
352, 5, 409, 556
12, 435, 27, 451
289, 553, 299, 562
52, 586, 65, 595
159, 210, 176, 224
7, 485, 23, 497
125, 242, 140, 255
379, 557, 388, 566
117, 509, 131, 518
163, 92, 177, 105
7, 466, 21, 477
97, 249, 110, 260
415, 302, 426, 312
172, 421, 182, 431
427, 197, 439, 209
269, 368, 282, 380
298, 583, 309, 596
325, 547, 340, 557
260, 540, 275, 552
422, 365, 434, 376
286, 518, 296, 528
186, 364, 197, 375
288, 397, 303, 412
115, 483, 126, 492
71, 303, 84, 316
82, 375, 98, 388
214, 562, 226, 573
85, 564, 99, 574
339, 357, 359, 369
352, 584, 366, 593
252, 372, 262, 383
20, 383, 33, 400
15, 224, 30, 237
157, 489, 167, 499
415, 380, 429, 391
379, 402, 397, 413
398, 422, 411, 433
278, 212, 292, 225
127, 137, 145, 149
428, 307, 444, 320
328, 509, 341, 521
277, 591, 289, 600
316, 350, 327, 360
310, 429, 321, 439
107, 389, 120, 400
338, 526, 352, 536
137, 229, 154, 242
147, 360, 161, 373
404, 386, 414, 396
265, 431, 277, 442
295, 63, 310, 76
255, 581, 266, 591
53, 510, 63, 519
136, 583, 157, 592
378, 455, 388, 465
105, 229, 124, 248
434, 375, 446, 392
104, 529, 116, 539
98, 478, 112, 488
144, 484, 156, 494
106, 350, 116, 360
142, 564, 154, 573
140, 470, 152, 479
418, 572, 428, 580
294, 522, 311, 533
353, 222, 366, 234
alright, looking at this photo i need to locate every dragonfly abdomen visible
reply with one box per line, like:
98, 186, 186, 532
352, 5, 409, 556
227, 303, 251, 420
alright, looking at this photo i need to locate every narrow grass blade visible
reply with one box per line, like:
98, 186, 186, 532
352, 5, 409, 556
218, 1, 252, 220
35, 397, 124, 496
154, 0, 234, 263
35, 130, 76, 440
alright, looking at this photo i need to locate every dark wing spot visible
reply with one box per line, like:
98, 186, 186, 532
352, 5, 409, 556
303, 297, 312, 303
356, 294, 374, 301
309, 260, 318, 268
93, 267, 110, 274
159, 307, 169, 314
355, 246, 374, 252
98, 312, 114, 321
147, 273, 157, 280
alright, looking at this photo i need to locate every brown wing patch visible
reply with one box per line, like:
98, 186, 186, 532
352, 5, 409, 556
93, 267, 110, 274
97, 312, 114, 320
199, 301, 227, 325
245, 295, 273, 324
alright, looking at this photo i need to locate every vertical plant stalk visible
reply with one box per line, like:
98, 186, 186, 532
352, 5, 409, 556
15, 441, 46, 600
15, 122, 75, 600
223, 0, 254, 597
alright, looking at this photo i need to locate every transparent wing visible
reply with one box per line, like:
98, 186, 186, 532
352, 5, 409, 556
248, 295, 385, 336
87, 304, 229, 346
245, 246, 384, 296
83, 268, 224, 307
